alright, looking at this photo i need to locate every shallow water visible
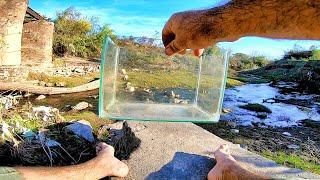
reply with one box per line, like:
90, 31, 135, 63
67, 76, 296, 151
221, 83, 320, 127
17, 83, 320, 127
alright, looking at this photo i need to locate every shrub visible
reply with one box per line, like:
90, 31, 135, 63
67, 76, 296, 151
310, 50, 320, 60
229, 53, 269, 71
53, 7, 115, 58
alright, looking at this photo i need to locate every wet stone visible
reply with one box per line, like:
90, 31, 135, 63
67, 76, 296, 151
36, 95, 46, 100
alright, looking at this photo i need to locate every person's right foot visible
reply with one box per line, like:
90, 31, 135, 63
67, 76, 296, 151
207, 144, 239, 180
208, 144, 270, 180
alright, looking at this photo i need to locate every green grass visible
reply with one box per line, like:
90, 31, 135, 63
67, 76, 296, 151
5, 115, 43, 132
239, 103, 272, 113
52, 58, 67, 67
127, 70, 214, 89
262, 151, 320, 174
226, 78, 245, 88
124, 70, 247, 90
28, 72, 100, 88
63, 111, 112, 132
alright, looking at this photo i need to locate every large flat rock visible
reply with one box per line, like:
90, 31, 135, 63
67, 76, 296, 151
115, 121, 320, 179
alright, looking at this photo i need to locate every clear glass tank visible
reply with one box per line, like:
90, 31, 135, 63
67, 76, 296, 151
99, 37, 228, 122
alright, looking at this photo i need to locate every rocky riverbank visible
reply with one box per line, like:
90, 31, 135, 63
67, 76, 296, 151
0, 92, 140, 167
198, 119, 320, 174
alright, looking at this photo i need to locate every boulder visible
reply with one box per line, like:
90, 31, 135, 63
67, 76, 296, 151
72, 102, 90, 111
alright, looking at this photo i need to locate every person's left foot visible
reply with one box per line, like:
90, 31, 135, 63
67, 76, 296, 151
93, 143, 129, 178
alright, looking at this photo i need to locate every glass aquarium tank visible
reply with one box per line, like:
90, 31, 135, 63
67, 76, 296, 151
99, 37, 228, 122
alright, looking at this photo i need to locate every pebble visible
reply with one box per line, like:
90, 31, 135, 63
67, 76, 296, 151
179, 100, 188, 104
36, 95, 46, 100
89, 95, 99, 99
55, 82, 66, 87
287, 144, 300, 150
171, 91, 175, 98
74, 67, 85, 73
128, 86, 135, 93
125, 82, 132, 88
72, 102, 89, 111
282, 132, 292, 136
264, 99, 276, 103
143, 88, 151, 93
174, 98, 180, 104
222, 108, 232, 113
230, 129, 239, 134
24, 93, 32, 97
226, 121, 237, 128
0, 97, 12, 109
32, 106, 59, 121
121, 69, 127, 75
87, 67, 94, 72
124, 75, 129, 81
240, 144, 247, 149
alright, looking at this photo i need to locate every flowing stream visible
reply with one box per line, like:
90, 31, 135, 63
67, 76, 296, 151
221, 83, 320, 127
22, 83, 320, 127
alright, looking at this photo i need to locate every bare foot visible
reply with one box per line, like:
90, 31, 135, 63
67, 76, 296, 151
92, 142, 129, 178
208, 144, 270, 180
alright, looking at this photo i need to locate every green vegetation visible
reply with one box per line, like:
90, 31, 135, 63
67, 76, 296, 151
52, 58, 67, 67
0, 104, 56, 132
229, 53, 270, 71
1, 113, 43, 132
226, 78, 245, 88
247, 59, 320, 93
239, 103, 272, 113
128, 70, 198, 89
262, 151, 320, 174
28, 72, 100, 88
53, 7, 115, 58
310, 50, 320, 60
63, 111, 111, 132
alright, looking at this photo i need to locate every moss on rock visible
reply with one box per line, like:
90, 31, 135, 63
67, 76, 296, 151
239, 103, 272, 113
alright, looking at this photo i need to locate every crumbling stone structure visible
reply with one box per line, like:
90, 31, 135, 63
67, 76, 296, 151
0, 0, 28, 66
22, 20, 54, 65
0, 0, 53, 66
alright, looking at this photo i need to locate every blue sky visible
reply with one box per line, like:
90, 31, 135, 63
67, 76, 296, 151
30, 0, 320, 59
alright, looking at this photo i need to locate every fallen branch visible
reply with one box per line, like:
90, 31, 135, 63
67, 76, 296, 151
0, 80, 100, 95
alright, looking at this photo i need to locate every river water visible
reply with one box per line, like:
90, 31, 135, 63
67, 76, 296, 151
221, 83, 320, 127
20, 83, 320, 127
